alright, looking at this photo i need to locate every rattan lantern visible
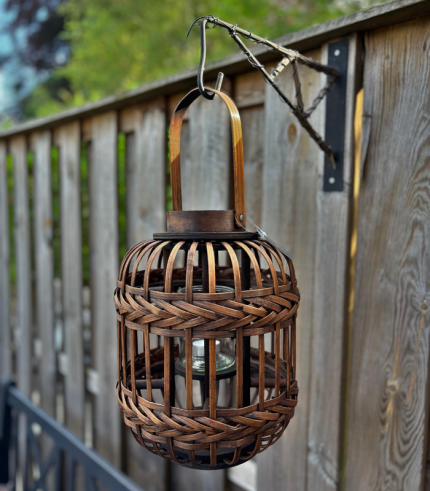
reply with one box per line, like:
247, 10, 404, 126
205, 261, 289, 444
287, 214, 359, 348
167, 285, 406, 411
114, 88, 300, 469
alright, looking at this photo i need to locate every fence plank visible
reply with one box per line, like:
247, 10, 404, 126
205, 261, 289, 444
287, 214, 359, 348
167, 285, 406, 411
0, 140, 10, 379
33, 130, 56, 417
10, 135, 32, 398
306, 35, 360, 491
123, 99, 168, 490
10, 135, 32, 491
240, 105, 264, 227
89, 111, 120, 466
345, 18, 430, 491
180, 80, 232, 213
257, 50, 324, 491
125, 98, 167, 245
56, 122, 85, 438
169, 82, 231, 491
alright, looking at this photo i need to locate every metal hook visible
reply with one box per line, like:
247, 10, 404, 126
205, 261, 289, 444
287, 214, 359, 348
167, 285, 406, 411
197, 18, 224, 99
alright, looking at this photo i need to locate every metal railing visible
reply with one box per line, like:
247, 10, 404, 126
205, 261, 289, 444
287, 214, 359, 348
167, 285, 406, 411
0, 380, 143, 491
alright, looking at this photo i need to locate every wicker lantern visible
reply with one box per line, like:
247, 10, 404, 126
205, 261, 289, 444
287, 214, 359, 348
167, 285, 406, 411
114, 88, 300, 469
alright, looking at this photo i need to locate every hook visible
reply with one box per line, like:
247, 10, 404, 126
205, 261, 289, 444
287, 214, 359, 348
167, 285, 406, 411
197, 18, 224, 99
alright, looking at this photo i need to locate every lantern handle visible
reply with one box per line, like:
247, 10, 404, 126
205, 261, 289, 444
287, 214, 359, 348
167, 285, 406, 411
170, 87, 246, 227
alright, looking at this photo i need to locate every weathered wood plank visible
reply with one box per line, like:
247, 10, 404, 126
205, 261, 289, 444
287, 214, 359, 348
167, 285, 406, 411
306, 35, 360, 491
169, 81, 231, 491
56, 122, 85, 438
181, 79, 232, 213
10, 135, 32, 397
240, 105, 264, 226
123, 99, 168, 490
0, 140, 10, 379
345, 18, 430, 491
126, 98, 167, 245
33, 130, 56, 418
257, 51, 324, 491
234, 71, 265, 109
89, 111, 120, 466
171, 468, 226, 491
10, 136, 32, 491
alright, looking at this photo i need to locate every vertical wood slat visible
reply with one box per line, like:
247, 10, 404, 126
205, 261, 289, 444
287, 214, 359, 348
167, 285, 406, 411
257, 50, 325, 491
124, 98, 167, 245
33, 130, 56, 417
169, 81, 231, 491
89, 111, 120, 466
180, 80, 232, 213
306, 35, 361, 491
56, 122, 85, 439
345, 18, 430, 491
122, 99, 168, 491
10, 136, 32, 491
240, 105, 265, 227
10, 135, 32, 398
0, 140, 11, 379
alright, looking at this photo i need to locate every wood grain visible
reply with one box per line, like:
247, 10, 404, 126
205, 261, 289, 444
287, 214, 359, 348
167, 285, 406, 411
257, 51, 323, 491
179, 80, 231, 213
89, 111, 121, 466
33, 130, 56, 417
0, 140, 10, 379
240, 105, 264, 227
123, 100, 168, 491
306, 35, 360, 491
10, 135, 32, 398
125, 98, 167, 245
56, 122, 85, 438
345, 18, 430, 491
234, 71, 265, 109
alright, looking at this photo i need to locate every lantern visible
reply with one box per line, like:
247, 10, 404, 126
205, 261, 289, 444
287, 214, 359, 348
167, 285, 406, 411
114, 88, 300, 469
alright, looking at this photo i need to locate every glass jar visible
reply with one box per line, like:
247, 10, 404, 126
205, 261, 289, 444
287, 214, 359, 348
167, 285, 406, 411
177, 285, 235, 372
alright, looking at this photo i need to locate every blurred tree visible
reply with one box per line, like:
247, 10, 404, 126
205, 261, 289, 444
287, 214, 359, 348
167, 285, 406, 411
56, 0, 355, 100
3, 0, 384, 119
0, 0, 72, 118
3, 0, 67, 70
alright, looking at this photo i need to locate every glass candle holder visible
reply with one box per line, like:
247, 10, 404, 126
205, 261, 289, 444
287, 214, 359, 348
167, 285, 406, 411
177, 285, 235, 372
178, 337, 235, 372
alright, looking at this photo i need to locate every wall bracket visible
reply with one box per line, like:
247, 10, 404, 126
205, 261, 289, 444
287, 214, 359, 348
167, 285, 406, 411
323, 39, 349, 192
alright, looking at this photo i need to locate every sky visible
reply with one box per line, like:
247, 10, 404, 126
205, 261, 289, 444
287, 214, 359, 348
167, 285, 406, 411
0, 0, 14, 115
0, 0, 43, 119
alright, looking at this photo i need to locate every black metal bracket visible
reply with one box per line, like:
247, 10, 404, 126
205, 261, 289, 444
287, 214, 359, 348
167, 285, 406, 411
323, 39, 349, 192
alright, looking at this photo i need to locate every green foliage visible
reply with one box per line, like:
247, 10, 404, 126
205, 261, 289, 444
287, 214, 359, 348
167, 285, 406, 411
21, 0, 385, 117
117, 133, 127, 260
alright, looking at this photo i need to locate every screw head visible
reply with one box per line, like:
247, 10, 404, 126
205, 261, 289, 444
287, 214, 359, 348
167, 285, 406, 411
334, 49, 340, 57
239, 214, 244, 221
329, 177, 335, 184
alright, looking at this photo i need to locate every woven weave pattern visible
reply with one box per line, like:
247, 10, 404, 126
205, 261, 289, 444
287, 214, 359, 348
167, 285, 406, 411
114, 238, 300, 469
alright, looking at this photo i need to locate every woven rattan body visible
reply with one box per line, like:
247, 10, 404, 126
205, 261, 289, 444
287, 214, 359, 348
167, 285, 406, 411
114, 238, 299, 469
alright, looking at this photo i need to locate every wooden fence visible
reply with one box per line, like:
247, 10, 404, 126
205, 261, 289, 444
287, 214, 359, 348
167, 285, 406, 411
1, 1, 430, 490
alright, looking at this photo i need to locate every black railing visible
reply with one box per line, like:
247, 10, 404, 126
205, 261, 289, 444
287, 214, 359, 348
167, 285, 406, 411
0, 380, 143, 491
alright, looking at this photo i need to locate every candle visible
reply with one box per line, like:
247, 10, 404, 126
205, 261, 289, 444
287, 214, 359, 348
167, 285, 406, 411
192, 339, 220, 357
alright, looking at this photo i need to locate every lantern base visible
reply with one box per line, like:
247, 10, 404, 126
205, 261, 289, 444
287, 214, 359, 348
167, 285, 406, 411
163, 440, 258, 470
